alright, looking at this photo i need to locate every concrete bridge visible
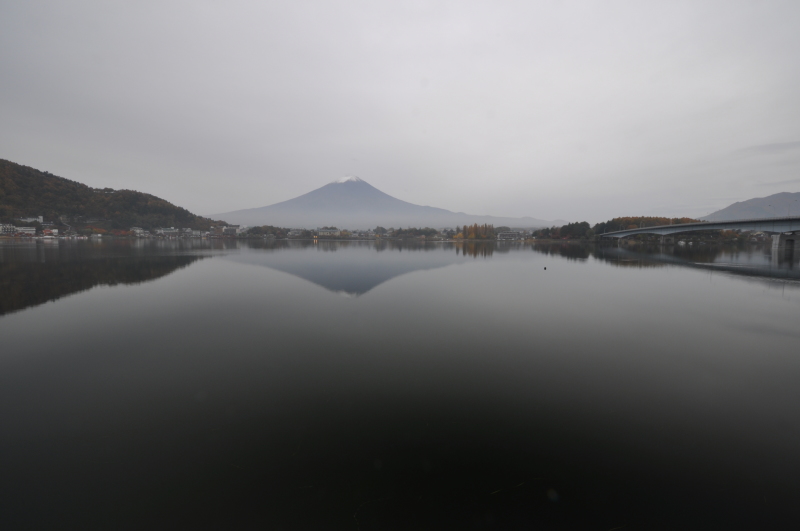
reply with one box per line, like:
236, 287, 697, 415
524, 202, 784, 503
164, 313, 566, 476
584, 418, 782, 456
600, 216, 800, 249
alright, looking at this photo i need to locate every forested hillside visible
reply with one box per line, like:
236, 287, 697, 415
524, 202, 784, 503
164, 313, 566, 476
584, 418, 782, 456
532, 217, 701, 240
0, 159, 223, 229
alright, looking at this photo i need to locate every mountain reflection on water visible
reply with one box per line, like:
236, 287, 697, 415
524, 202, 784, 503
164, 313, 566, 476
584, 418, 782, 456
0, 240, 207, 316
3, 239, 800, 529
240, 239, 800, 293
1, 240, 798, 315
224, 240, 500, 296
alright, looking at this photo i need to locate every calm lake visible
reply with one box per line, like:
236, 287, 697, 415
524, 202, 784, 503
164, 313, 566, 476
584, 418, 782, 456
2, 239, 800, 529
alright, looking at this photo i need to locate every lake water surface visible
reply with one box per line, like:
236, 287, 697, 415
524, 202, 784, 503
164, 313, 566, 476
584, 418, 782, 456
2, 239, 800, 529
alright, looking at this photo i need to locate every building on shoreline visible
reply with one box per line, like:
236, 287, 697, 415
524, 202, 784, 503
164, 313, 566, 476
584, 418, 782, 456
155, 227, 180, 237
497, 231, 523, 240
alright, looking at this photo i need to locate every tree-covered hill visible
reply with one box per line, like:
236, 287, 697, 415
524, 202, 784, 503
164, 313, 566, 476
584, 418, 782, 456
593, 216, 699, 234
533, 217, 701, 240
0, 159, 224, 230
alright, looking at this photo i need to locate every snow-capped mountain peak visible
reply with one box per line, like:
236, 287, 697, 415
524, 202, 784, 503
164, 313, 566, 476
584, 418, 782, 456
212, 174, 557, 229
334, 175, 364, 184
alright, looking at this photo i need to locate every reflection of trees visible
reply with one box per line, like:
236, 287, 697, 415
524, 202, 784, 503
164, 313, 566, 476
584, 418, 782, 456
584, 243, 800, 283
594, 243, 771, 268
241, 239, 292, 251
592, 249, 665, 268
589, 244, 668, 268
456, 242, 495, 258
0, 255, 203, 316
385, 241, 443, 253
532, 242, 590, 261
245, 239, 501, 258
239, 239, 499, 256
531, 241, 753, 267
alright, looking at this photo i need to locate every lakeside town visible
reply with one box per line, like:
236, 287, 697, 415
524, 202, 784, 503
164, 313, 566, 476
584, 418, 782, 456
0, 216, 776, 245
0, 218, 527, 241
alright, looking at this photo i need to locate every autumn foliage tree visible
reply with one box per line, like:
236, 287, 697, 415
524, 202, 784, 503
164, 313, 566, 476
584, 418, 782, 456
457, 223, 494, 239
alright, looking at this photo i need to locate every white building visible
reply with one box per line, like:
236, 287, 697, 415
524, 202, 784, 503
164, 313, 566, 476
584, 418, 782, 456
1, 224, 15, 235
497, 231, 522, 240
18, 216, 43, 223
155, 227, 179, 237
16, 227, 37, 235
317, 228, 340, 236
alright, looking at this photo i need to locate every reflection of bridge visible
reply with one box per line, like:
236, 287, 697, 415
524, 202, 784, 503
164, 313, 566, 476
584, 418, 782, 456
593, 246, 800, 284
601, 216, 800, 249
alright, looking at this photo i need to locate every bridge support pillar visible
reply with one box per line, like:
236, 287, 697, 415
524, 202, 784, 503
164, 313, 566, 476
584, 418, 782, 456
772, 233, 797, 250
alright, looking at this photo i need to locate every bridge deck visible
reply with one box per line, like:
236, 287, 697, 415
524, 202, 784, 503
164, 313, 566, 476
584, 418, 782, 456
601, 216, 800, 238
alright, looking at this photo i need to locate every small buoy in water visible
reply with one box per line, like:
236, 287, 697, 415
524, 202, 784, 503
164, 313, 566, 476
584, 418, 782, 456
544, 267, 546, 270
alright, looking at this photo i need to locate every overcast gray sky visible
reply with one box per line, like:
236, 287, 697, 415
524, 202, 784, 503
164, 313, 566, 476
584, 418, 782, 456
2, 0, 799, 223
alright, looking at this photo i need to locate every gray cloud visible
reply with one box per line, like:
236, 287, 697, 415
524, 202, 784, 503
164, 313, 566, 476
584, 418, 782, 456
737, 142, 800, 155
1, 0, 799, 223
758, 178, 800, 187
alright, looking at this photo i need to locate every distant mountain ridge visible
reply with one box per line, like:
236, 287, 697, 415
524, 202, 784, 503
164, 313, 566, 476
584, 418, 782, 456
702, 191, 800, 221
0, 158, 222, 230
212, 176, 563, 229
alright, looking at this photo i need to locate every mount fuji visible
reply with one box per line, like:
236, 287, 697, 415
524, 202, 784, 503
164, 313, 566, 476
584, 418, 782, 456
211, 176, 561, 229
